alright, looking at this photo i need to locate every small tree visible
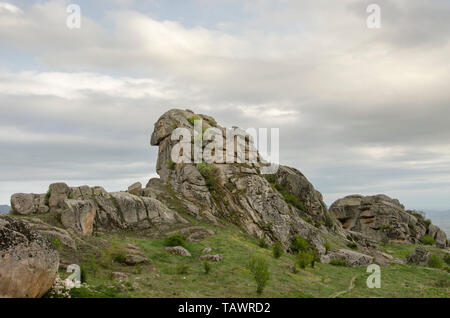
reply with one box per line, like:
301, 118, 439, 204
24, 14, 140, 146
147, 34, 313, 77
203, 260, 211, 275
296, 251, 314, 269
272, 242, 284, 259
248, 255, 271, 295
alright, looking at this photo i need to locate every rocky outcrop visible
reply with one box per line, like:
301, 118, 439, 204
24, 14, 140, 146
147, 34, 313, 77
0, 216, 59, 298
329, 194, 447, 248
10, 183, 188, 235
149, 109, 331, 253
11, 193, 48, 215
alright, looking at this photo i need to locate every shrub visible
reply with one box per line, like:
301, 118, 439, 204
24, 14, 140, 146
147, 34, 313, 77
187, 115, 202, 125
443, 254, 450, 266
324, 216, 334, 229
272, 242, 284, 259
99, 237, 127, 267
295, 251, 314, 269
176, 263, 190, 275
258, 238, 269, 249
164, 233, 186, 247
421, 235, 435, 245
428, 254, 443, 269
196, 162, 217, 191
324, 241, 331, 254
291, 236, 310, 253
167, 160, 176, 170
50, 237, 63, 251
346, 242, 358, 250
203, 260, 211, 275
248, 255, 271, 295
330, 259, 347, 267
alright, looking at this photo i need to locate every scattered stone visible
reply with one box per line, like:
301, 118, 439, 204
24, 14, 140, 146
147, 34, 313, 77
200, 254, 223, 262
164, 246, 192, 257
202, 247, 212, 253
125, 254, 149, 266
111, 272, 129, 282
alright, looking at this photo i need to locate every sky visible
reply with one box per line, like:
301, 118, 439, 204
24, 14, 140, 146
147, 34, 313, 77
0, 0, 449, 219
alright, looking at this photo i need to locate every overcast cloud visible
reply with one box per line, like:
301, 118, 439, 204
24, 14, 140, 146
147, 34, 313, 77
1, 0, 449, 217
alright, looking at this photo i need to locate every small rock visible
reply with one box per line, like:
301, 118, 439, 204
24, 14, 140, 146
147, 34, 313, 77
200, 254, 223, 262
126, 243, 140, 250
112, 272, 129, 282
125, 254, 149, 266
164, 246, 191, 257
202, 247, 212, 253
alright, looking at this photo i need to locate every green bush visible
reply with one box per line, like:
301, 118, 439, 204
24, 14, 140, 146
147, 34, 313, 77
99, 237, 127, 267
248, 255, 271, 295
291, 236, 310, 253
203, 260, 211, 275
330, 259, 347, 267
258, 238, 269, 249
421, 235, 435, 245
164, 234, 186, 247
272, 242, 284, 259
295, 251, 314, 269
428, 254, 443, 269
443, 254, 450, 266
176, 263, 190, 275
324, 241, 331, 254
50, 237, 63, 250
187, 115, 202, 125
167, 160, 176, 170
346, 242, 358, 250
196, 162, 217, 191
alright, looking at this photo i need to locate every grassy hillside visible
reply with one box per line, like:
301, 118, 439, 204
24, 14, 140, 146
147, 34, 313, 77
41, 213, 449, 298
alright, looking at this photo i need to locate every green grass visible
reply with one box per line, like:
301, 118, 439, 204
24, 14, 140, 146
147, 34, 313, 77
68, 214, 449, 298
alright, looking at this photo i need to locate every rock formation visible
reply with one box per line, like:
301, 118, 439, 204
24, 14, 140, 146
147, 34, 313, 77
0, 216, 59, 298
329, 194, 447, 248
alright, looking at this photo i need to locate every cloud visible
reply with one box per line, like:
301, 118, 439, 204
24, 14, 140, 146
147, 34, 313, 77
0, 0, 449, 211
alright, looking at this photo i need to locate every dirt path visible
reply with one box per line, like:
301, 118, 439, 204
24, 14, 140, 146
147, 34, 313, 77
330, 275, 357, 298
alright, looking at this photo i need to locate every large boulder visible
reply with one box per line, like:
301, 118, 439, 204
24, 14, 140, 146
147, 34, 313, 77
329, 194, 445, 246
0, 216, 59, 298
11, 193, 49, 215
427, 224, 447, 248
406, 246, 430, 266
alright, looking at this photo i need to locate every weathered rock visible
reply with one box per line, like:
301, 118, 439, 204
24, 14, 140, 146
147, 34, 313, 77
202, 247, 212, 253
60, 199, 96, 236
427, 224, 447, 248
322, 249, 374, 267
0, 216, 59, 298
164, 246, 192, 257
200, 254, 223, 262
48, 182, 70, 212
128, 182, 142, 196
11, 193, 49, 215
329, 194, 444, 246
406, 246, 431, 266
125, 254, 149, 266
21, 217, 77, 250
